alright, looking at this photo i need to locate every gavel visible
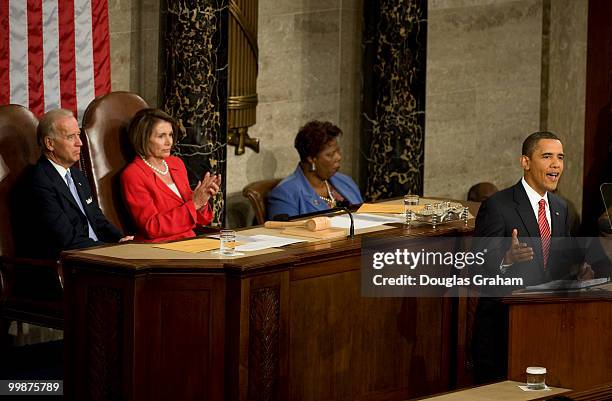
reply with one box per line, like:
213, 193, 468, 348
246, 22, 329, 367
264, 217, 331, 232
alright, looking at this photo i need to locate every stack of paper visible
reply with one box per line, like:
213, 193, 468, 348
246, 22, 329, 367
331, 213, 404, 230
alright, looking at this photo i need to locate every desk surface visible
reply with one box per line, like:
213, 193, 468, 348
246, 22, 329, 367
63, 198, 479, 274
411, 381, 570, 401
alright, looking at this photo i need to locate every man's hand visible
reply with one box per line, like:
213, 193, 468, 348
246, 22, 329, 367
119, 235, 134, 242
576, 262, 594, 281
503, 229, 534, 265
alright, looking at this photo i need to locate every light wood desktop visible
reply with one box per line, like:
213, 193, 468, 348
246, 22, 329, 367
409, 381, 569, 401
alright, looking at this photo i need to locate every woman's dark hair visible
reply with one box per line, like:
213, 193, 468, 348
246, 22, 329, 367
128, 108, 180, 157
294, 120, 342, 162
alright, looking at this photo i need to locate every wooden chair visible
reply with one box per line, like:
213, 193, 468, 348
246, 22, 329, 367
80, 91, 149, 233
0, 105, 63, 333
242, 178, 282, 225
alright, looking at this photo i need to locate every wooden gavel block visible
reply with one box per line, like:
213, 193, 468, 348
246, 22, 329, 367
264, 217, 331, 232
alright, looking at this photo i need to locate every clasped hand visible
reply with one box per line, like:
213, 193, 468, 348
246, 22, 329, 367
193, 172, 222, 211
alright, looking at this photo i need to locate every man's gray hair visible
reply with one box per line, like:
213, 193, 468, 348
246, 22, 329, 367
37, 108, 75, 148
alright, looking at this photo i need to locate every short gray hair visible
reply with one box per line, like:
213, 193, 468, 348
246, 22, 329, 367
37, 108, 75, 148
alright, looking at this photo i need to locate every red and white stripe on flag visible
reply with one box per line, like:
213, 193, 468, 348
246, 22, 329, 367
0, 0, 111, 120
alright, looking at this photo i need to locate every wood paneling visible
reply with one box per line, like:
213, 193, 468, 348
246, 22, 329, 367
290, 259, 451, 401
583, 0, 612, 233
507, 296, 612, 390
64, 218, 476, 401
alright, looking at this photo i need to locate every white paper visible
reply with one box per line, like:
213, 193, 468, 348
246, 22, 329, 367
208, 234, 257, 243
235, 234, 306, 252
331, 213, 404, 230
524, 277, 609, 292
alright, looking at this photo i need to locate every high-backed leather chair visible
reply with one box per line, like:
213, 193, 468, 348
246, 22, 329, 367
0, 105, 63, 331
242, 178, 282, 225
81, 91, 149, 233
467, 182, 498, 203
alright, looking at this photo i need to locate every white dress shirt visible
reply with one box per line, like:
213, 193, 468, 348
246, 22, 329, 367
521, 177, 551, 232
167, 183, 183, 200
47, 157, 70, 185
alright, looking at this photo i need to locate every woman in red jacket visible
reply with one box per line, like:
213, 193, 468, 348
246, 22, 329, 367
121, 108, 221, 242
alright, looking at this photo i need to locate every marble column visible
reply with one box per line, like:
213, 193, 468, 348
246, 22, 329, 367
361, 0, 427, 201
161, 0, 228, 225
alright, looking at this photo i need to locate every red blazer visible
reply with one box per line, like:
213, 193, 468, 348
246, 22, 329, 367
121, 156, 213, 242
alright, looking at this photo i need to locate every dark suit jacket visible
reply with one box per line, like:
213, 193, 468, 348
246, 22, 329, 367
474, 180, 576, 288
16, 157, 123, 259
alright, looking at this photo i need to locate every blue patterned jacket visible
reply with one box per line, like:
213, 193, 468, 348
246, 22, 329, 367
267, 165, 363, 219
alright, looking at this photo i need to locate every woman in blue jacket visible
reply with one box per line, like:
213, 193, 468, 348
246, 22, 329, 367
267, 121, 363, 219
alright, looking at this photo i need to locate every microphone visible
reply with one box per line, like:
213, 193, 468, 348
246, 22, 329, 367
271, 213, 290, 221
273, 206, 346, 221
271, 203, 360, 238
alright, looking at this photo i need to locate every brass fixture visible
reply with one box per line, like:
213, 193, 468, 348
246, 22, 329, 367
228, 0, 260, 155
228, 127, 260, 155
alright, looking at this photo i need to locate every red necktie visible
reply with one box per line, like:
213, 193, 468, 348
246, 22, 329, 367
538, 199, 550, 270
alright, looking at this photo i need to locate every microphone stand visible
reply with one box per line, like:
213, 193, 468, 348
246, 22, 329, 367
272, 204, 357, 238
342, 207, 355, 238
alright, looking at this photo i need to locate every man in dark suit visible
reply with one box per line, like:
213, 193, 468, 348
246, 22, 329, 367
471, 131, 589, 384
20, 109, 132, 259
473, 132, 583, 285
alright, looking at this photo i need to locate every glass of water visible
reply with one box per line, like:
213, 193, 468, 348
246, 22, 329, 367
219, 229, 236, 256
404, 194, 419, 206
404, 194, 419, 225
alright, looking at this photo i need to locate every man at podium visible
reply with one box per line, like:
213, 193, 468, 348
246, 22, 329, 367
471, 131, 587, 384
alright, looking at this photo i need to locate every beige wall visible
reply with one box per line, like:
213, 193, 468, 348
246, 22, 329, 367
225, 0, 364, 227
108, 0, 588, 227
425, 0, 543, 199
425, 0, 587, 214
108, 0, 160, 107
545, 0, 587, 218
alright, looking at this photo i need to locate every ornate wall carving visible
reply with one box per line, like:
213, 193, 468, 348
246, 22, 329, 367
86, 286, 122, 401
361, 0, 427, 201
248, 286, 280, 401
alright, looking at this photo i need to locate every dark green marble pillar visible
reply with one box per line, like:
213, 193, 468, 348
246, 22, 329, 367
361, 0, 427, 201
161, 0, 228, 225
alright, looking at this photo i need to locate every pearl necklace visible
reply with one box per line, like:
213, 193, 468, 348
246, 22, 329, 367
141, 156, 169, 175
319, 180, 337, 208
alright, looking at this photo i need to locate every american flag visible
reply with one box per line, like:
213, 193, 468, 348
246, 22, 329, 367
0, 0, 111, 119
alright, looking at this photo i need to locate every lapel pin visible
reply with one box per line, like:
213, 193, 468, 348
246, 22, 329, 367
554, 211, 559, 216
86, 197, 93, 205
